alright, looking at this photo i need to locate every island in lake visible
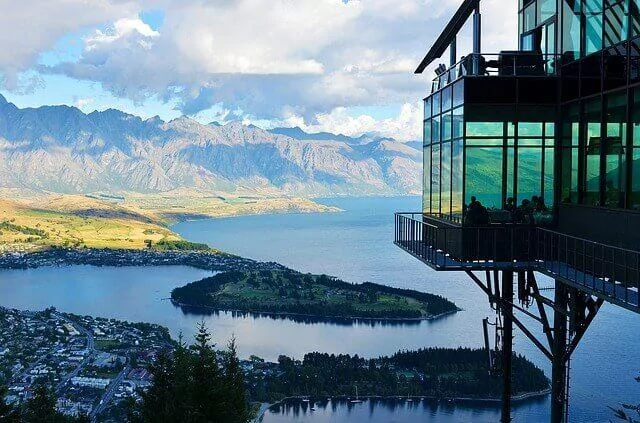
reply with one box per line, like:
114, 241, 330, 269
251, 348, 550, 404
170, 269, 458, 320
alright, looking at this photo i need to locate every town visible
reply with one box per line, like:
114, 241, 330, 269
0, 248, 285, 273
0, 307, 173, 422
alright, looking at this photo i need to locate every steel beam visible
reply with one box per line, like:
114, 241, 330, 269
501, 271, 513, 423
551, 280, 569, 423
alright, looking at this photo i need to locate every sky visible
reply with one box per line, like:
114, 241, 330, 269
0, 0, 517, 141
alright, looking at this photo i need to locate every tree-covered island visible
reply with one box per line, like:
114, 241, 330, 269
249, 348, 550, 403
171, 270, 459, 320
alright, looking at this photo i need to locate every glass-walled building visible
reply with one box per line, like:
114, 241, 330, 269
420, 0, 640, 248
423, 75, 557, 224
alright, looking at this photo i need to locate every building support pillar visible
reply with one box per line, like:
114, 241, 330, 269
551, 280, 568, 423
501, 271, 513, 423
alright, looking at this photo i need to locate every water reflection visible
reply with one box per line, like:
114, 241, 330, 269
174, 304, 433, 328
264, 396, 549, 422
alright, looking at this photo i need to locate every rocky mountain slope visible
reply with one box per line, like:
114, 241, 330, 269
0, 95, 421, 197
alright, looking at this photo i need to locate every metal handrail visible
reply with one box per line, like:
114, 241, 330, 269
430, 52, 560, 93
395, 213, 639, 310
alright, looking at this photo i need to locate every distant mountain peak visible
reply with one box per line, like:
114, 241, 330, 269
268, 126, 370, 144
0, 93, 7, 105
0, 96, 421, 197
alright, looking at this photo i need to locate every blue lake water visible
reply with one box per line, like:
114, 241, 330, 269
0, 196, 638, 422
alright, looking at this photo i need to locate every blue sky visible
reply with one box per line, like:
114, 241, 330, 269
0, 0, 516, 140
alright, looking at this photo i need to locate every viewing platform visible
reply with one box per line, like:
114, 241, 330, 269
395, 213, 639, 314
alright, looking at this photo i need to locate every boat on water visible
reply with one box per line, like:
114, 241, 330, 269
349, 385, 363, 404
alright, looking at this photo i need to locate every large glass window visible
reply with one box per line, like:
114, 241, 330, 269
604, 92, 627, 207
584, 0, 604, 55
585, 122, 602, 205
424, 98, 432, 118
452, 140, 464, 217
562, 0, 582, 59
632, 148, 640, 209
452, 107, 464, 139
544, 148, 555, 205
442, 86, 452, 111
604, 0, 629, 47
630, 87, 640, 209
423, 119, 431, 146
466, 122, 504, 137
539, 0, 556, 22
423, 145, 432, 213
518, 148, 544, 201
442, 111, 452, 141
584, 98, 602, 205
561, 148, 580, 203
432, 114, 441, 143
431, 143, 441, 214
561, 103, 581, 203
452, 81, 464, 108
441, 142, 452, 216
465, 147, 504, 209
524, 2, 537, 31
632, 0, 640, 36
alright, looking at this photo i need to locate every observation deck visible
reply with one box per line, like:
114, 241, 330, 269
395, 213, 639, 314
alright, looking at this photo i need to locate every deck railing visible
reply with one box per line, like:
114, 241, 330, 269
394, 212, 535, 270
431, 52, 559, 93
535, 228, 640, 311
395, 213, 640, 312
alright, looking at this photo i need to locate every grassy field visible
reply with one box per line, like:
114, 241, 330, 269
172, 270, 458, 319
0, 196, 183, 252
0, 191, 337, 253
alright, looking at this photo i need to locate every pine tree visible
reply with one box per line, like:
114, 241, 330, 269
130, 323, 252, 423
221, 337, 251, 423
134, 352, 178, 422
22, 383, 58, 423
0, 383, 18, 422
190, 321, 224, 422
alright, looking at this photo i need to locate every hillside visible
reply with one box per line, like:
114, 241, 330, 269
0, 95, 421, 198
0, 196, 185, 252
171, 269, 458, 320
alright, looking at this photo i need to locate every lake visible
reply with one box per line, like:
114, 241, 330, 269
0, 196, 638, 422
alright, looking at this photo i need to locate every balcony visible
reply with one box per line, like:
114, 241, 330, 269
395, 213, 639, 313
430, 52, 559, 94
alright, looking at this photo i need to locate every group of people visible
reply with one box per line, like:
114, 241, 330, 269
463, 195, 549, 225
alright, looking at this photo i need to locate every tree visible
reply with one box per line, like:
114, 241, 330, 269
129, 323, 251, 423
22, 383, 59, 423
220, 337, 251, 423
0, 383, 18, 422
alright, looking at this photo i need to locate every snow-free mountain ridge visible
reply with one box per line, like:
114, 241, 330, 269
0, 95, 421, 197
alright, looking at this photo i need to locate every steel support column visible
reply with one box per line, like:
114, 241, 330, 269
501, 271, 514, 423
551, 280, 568, 423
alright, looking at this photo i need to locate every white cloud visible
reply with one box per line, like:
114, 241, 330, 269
281, 102, 423, 141
73, 97, 94, 109
1, 0, 519, 126
0, 0, 157, 89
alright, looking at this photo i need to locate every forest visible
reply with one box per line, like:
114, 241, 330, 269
249, 347, 550, 403
171, 269, 458, 320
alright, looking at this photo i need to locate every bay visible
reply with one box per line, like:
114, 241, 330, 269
0, 196, 638, 422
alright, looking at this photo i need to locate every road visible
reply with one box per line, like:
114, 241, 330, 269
90, 365, 130, 422
54, 313, 95, 394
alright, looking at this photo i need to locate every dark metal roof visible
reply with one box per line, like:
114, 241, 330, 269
415, 0, 480, 74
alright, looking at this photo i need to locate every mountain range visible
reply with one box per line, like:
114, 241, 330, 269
0, 95, 421, 198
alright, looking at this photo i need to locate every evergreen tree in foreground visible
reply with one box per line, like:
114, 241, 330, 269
0, 383, 18, 422
129, 323, 251, 423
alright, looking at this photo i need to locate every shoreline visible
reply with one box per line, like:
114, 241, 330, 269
254, 389, 551, 421
170, 299, 459, 323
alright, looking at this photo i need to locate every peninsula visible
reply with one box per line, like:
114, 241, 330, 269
170, 269, 458, 320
